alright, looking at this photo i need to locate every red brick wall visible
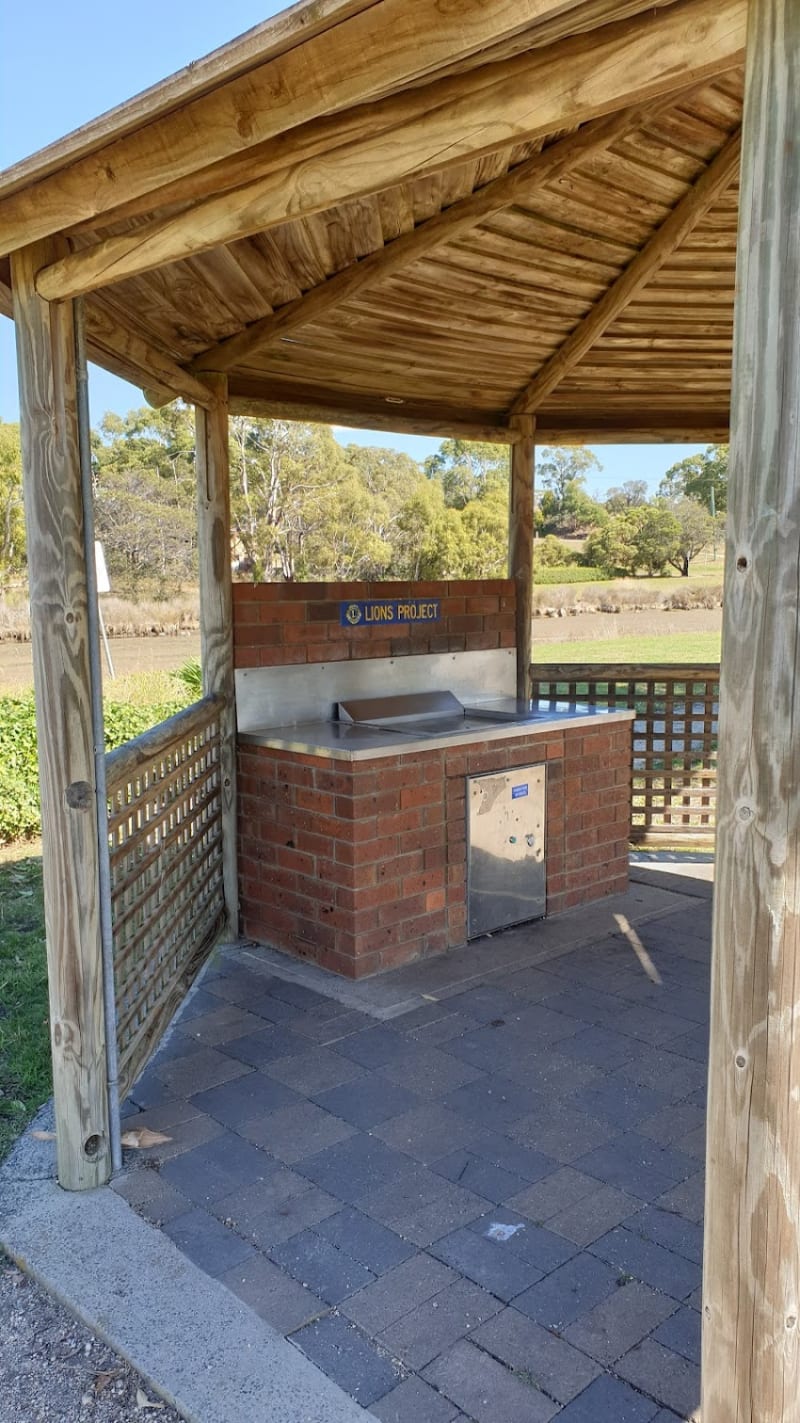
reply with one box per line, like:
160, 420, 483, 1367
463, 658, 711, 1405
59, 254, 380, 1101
238, 719, 632, 979
232, 579, 515, 668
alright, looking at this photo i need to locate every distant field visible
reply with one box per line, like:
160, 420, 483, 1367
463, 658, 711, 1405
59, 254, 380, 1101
532, 630, 721, 664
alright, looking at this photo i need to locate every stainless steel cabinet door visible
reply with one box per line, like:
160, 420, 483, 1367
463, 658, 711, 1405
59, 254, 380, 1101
467, 765, 546, 938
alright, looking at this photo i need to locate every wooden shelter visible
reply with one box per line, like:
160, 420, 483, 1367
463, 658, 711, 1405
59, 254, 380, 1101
1, 0, 798, 1417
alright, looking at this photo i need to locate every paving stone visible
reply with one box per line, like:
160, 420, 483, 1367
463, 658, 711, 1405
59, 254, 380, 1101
558, 1025, 647, 1071
333, 1025, 418, 1069
176, 1003, 266, 1046
204, 969, 277, 1006
370, 1374, 462, 1423
378, 1276, 503, 1370
313, 1074, 421, 1129
314, 1207, 415, 1274
359, 1166, 486, 1245
506, 1167, 600, 1224
655, 1172, 705, 1223
499, 1047, 602, 1097
618, 1051, 706, 1102
653, 1305, 702, 1366
589, 1225, 701, 1299
219, 1253, 326, 1332
422, 1339, 558, 1423
372, 1104, 480, 1163
268, 978, 332, 1010
127, 1110, 225, 1164
651, 1413, 683, 1423
298, 1132, 420, 1203
465, 1130, 559, 1184
430, 1150, 529, 1204
242, 991, 305, 1025
378, 1046, 485, 1099
546, 1184, 643, 1247
495, 965, 569, 1001
617, 1337, 702, 1418
467, 1210, 577, 1274
341, 1253, 458, 1334
473, 1306, 601, 1403
154, 1046, 251, 1097
510, 1099, 619, 1163
405, 1013, 477, 1047
269, 1229, 376, 1304
388, 1002, 460, 1033
627, 1206, 704, 1264
571, 1078, 673, 1130
512, 1252, 621, 1330
666, 1026, 709, 1063
218, 1024, 311, 1066
213, 1173, 339, 1247
446, 984, 523, 1022
430, 1225, 544, 1301
126, 1071, 182, 1110
190, 1071, 302, 1126
442, 1075, 544, 1130
563, 1280, 678, 1365
287, 1009, 371, 1044
293, 1313, 402, 1406
237, 1100, 356, 1162
174, 986, 227, 1021
163, 1207, 256, 1277
574, 1132, 698, 1201
264, 1045, 366, 1097
637, 1103, 707, 1150
159, 1130, 275, 1205
554, 1374, 661, 1422
111, 1169, 192, 1226
676, 1125, 706, 1159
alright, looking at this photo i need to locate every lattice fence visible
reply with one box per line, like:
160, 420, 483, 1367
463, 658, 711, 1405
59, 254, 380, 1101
106, 696, 227, 1099
531, 664, 719, 844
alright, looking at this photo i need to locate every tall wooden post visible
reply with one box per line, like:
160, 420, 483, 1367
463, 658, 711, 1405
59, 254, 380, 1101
509, 415, 535, 702
703, 2, 800, 1419
11, 240, 110, 1190
195, 375, 238, 933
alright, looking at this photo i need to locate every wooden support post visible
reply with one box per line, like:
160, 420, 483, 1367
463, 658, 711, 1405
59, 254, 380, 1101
703, 2, 800, 1419
11, 239, 110, 1190
195, 375, 238, 933
509, 416, 535, 703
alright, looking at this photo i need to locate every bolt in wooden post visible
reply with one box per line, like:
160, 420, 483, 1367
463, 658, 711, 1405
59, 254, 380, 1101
195, 373, 238, 932
11, 239, 110, 1190
703, 0, 800, 1417
509, 415, 535, 702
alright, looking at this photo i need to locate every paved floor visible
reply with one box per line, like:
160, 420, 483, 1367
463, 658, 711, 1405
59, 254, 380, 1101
115, 872, 710, 1422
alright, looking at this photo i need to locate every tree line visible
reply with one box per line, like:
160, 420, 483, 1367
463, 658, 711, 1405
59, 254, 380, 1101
0, 407, 728, 593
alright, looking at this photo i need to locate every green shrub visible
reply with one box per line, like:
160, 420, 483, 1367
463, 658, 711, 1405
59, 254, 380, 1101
533, 566, 607, 585
0, 685, 188, 844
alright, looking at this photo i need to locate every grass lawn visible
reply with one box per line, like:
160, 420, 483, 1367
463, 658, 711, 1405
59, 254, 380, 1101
0, 843, 48, 1161
532, 630, 721, 664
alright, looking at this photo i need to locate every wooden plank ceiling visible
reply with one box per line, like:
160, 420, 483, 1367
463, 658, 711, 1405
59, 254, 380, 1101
0, 0, 745, 443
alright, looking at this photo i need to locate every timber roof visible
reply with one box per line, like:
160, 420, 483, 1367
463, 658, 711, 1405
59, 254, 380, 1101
0, 0, 746, 443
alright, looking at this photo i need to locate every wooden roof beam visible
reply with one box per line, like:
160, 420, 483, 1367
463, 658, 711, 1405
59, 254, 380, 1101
34, 0, 746, 304
510, 127, 741, 416
189, 105, 657, 376
0, 0, 631, 258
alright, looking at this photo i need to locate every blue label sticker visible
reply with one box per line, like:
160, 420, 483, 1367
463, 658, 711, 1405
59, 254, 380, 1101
340, 599, 441, 627
511, 784, 529, 799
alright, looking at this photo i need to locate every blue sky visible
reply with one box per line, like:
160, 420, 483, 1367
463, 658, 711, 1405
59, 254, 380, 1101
0, 1, 706, 494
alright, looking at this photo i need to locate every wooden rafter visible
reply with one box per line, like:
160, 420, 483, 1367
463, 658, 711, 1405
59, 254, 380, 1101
0, 0, 606, 257
510, 127, 742, 415
188, 106, 656, 376
33, 0, 746, 303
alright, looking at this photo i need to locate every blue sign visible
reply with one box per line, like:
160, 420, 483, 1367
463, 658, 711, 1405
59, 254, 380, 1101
511, 784, 529, 799
341, 599, 442, 628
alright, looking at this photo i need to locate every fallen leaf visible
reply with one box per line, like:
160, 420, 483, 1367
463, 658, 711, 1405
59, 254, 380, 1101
120, 1128, 172, 1149
94, 1369, 121, 1395
30, 1130, 56, 1141
136, 1388, 165, 1411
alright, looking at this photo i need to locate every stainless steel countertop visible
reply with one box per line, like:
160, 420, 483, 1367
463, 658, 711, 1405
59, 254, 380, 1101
238, 702, 635, 761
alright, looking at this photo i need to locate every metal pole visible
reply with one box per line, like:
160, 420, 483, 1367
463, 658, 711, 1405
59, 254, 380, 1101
74, 301, 122, 1173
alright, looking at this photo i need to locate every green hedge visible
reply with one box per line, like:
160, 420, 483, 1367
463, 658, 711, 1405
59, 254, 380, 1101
0, 691, 187, 844
533, 565, 607, 585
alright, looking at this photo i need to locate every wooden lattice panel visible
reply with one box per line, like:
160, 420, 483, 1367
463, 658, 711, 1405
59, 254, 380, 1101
531, 664, 719, 844
105, 696, 226, 1098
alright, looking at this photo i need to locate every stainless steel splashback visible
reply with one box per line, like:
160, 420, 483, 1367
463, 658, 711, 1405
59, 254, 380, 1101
235, 649, 515, 732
